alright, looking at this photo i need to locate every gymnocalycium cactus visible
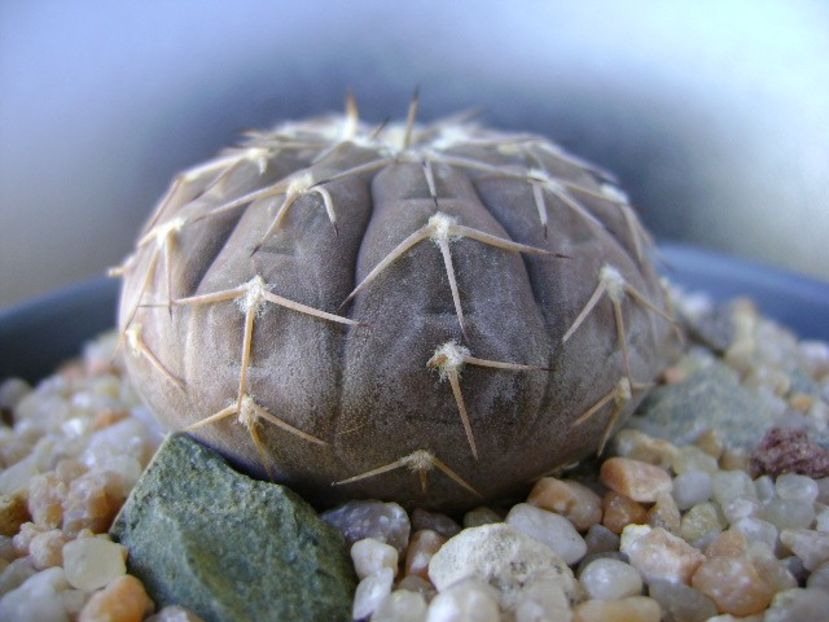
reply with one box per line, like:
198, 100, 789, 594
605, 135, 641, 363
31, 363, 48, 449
113, 95, 676, 511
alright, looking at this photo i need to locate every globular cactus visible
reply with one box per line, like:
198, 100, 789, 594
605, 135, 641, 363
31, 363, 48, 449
113, 95, 676, 511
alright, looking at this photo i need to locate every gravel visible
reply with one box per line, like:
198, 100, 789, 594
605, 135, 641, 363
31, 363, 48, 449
2, 286, 829, 620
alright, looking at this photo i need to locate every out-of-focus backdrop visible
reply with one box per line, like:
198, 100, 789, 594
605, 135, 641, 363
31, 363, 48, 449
1, 0, 828, 308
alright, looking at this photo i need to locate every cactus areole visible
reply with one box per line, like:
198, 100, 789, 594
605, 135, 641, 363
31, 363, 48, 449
115, 97, 676, 511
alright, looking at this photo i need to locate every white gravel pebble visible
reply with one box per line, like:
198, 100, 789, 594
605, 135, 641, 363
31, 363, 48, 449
425, 579, 499, 622
776, 474, 820, 504
62, 537, 126, 591
0, 567, 69, 622
672, 470, 712, 511
350, 538, 398, 580
505, 503, 586, 565
352, 566, 394, 620
779, 529, 829, 571
579, 558, 642, 600
372, 589, 428, 622
513, 579, 571, 622
764, 587, 829, 622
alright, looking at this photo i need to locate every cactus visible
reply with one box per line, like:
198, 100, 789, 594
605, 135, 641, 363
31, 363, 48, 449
113, 95, 676, 511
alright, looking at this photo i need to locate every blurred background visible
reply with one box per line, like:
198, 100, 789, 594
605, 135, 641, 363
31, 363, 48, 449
1, 0, 828, 309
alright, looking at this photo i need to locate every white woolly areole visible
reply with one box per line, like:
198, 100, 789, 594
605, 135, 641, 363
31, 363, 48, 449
528, 168, 564, 192
402, 450, 435, 472
616, 377, 632, 402
428, 212, 457, 243
238, 395, 257, 429
143, 216, 186, 249
242, 147, 270, 175
125, 323, 143, 356
286, 171, 314, 196
428, 340, 470, 379
600, 264, 626, 302
238, 275, 269, 315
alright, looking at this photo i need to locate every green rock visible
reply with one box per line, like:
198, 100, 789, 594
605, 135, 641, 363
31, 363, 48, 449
626, 356, 776, 448
110, 433, 355, 622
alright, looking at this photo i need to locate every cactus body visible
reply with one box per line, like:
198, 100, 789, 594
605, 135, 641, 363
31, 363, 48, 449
116, 100, 675, 510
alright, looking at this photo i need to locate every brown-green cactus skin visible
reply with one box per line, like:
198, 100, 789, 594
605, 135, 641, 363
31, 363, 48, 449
115, 98, 676, 511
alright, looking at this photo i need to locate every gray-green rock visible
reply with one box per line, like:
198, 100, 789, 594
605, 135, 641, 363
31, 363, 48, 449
110, 433, 355, 622
626, 356, 775, 448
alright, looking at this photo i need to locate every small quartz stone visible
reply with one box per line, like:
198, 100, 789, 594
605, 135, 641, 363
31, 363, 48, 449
817, 476, 829, 504
373, 589, 428, 622
719, 496, 759, 526
412, 509, 461, 539
29, 530, 68, 570
672, 446, 719, 475
579, 558, 642, 600
691, 556, 774, 616
672, 471, 711, 511
572, 596, 661, 622
506, 503, 587, 565
0, 557, 36, 596
647, 579, 718, 622
527, 477, 602, 531
733, 517, 779, 553
351, 538, 398, 580
814, 503, 829, 531
425, 579, 499, 622
647, 492, 681, 533
749, 548, 797, 593
322, 500, 411, 556
719, 448, 749, 472
695, 429, 725, 459
397, 575, 437, 603
779, 528, 829, 571
78, 575, 154, 622
352, 566, 394, 620
776, 473, 819, 503
613, 429, 679, 470
405, 530, 446, 579
513, 578, 571, 622
679, 502, 725, 545
711, 471, 756, 508
620, 525, 705, 585
754, 475, 776, 503
462, 507, 502, 529
584, 524, 620, 555
806, 560, 829, 590
146, 606, 206, 622
0, 567, 69, 622
600, 458, 672, 503
602, 491, 647, 535
428, 524, 577, 610
27, 473, 65, 529
760, 587, 829, 622
63, 536, 127, 591
704, 530, 748, 558
760, 498, 815, 530
12, 521, 42, 556
62, 470, 125, 536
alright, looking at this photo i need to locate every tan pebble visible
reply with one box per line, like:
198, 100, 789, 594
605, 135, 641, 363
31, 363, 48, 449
0, 492, 30, 536
11, 521, 43, 556
612, 430, 679, 470
79, 575, 154, 622
27, 472, 66, 529
528, 477, 602, 531
691, 555, 774, 616
405, 530, 446, 579
64, 537, 128, 590
704, 530, 748, 558
620, 525, 705, 585
572, 596, 661, 622
661, 366, 688, 385
29, 529, 69, 570
694, 429, 724, 459
602, 491, 647, 534
647, 492, 680, 533
672, 446, 719, 474
749, 548, 797, 593
62, 470, 125, 535
462, 506, 502, 528
788, 393, 814, 412
600, 458, 672, 503
719, 448, 749, 472
92, 409, 130, 430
